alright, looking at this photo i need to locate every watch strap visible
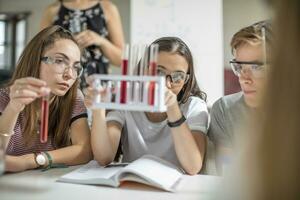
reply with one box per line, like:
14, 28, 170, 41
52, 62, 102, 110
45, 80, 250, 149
167, 115, 186, 127
41, 151, 68, 171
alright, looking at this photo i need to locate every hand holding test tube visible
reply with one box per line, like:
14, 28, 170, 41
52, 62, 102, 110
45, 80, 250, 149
84, 75, 111, 108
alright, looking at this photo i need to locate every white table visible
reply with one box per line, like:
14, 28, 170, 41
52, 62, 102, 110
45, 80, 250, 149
0, 165, 220, 200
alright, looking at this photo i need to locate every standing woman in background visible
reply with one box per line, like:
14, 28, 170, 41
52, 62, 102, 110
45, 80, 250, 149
41, 0, 124, 83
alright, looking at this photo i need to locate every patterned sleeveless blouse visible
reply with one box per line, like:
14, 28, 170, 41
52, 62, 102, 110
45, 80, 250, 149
53, 1, 110, 80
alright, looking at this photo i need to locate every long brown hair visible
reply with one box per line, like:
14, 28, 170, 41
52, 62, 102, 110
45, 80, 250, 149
8, 25, 81, 148
151, 37, 207, 104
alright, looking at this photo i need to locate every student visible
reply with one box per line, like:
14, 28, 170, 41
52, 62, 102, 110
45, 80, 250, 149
207, 21, 272, 173
217, 0, 300, 199
239, 0, 300, 198
40, 0, 124, 78
0, 25, 92, 172
85, 37, 209, 175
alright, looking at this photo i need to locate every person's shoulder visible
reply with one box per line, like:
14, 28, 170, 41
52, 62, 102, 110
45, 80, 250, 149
100, 0, 119, 20
44, 1, 61, 16
0, 87, 9, 96
213, 92, 243, 109
181, 96, 208, 113
0, 87, 10, 106
186, 96, 206, 106
100, 0, 118, 12
76, 89, 84, 100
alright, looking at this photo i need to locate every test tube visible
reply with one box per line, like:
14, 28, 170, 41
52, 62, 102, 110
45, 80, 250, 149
115, 80, 121, 104
143, 82, 149, 105
106, 81, 112, 103
148, 44, 159, 106
120, 45, 129, 104
93, 79, 102, 103
261, 26, 267, 67
129, 45, 139, 104
139, 46, 149, 103
133, 81, 140, 103
40, 95, 49, 143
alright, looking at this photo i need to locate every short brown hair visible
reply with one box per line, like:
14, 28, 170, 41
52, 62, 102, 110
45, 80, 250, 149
230, 20, 272, 55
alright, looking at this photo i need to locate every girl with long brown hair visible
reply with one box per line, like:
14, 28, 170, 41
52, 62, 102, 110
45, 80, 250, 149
0, 25, 92, 172
85, 37, 208, 175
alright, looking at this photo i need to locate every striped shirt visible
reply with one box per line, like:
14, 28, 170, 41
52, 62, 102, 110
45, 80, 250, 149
0, 88, 88, 156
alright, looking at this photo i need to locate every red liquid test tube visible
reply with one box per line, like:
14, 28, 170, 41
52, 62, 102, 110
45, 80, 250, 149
40, 95, 49, 143
120, 59, 128, 103
120, 45, 129, 104
148, 61, 156, 105
148, 45, 158, 106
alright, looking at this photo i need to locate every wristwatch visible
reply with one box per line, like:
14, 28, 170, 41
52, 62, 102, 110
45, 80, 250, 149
34, 152, 47, 167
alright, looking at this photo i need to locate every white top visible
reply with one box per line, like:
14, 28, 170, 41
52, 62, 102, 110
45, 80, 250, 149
107, 96, 209, 169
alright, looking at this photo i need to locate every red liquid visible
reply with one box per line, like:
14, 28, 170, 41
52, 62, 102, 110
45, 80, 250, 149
120, 59, 128, 104
150, 61, 157, 76
148, 61, 157, 105
40, 97, 49, 143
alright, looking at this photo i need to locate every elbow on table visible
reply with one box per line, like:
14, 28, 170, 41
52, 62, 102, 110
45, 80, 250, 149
94, 154, 114, 167
185, 163, 203, 175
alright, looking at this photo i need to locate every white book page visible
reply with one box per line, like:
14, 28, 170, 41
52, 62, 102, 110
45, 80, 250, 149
118, 155, 182, 191
58, 160, 123, 186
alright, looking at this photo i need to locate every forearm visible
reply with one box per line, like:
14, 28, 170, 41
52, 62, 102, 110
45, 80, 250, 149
98, 38, 122, 66
0, 102, 21, 134
0, 103, 21, 148
171, 125, 204, 174
167, 105, 204, 175
17, 144, 92, 171
47, 144, 92, 166
91, 110, 115, 165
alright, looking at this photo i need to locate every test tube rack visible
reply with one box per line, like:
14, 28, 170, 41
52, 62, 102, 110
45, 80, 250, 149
90, 74, 166, 112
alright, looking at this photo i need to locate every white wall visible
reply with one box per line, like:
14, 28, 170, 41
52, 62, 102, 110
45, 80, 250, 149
111, 0, 130, 43
223, 0, 271, 68
131, 0, 224, 105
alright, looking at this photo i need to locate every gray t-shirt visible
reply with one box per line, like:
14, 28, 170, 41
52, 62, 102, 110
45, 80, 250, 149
106, 96, 209, 168
208, 92, 254, 148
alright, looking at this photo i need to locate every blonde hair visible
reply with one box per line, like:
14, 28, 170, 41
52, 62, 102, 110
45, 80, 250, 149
230, 20, 272, 55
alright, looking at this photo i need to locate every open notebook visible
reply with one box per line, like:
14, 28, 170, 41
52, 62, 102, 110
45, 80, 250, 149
58, 155, 183, 192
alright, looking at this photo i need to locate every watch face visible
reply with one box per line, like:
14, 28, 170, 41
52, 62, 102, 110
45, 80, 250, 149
36, 154, 46, 165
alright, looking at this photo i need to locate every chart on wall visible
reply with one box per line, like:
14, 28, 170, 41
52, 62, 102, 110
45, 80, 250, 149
131, 0, 224, 105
